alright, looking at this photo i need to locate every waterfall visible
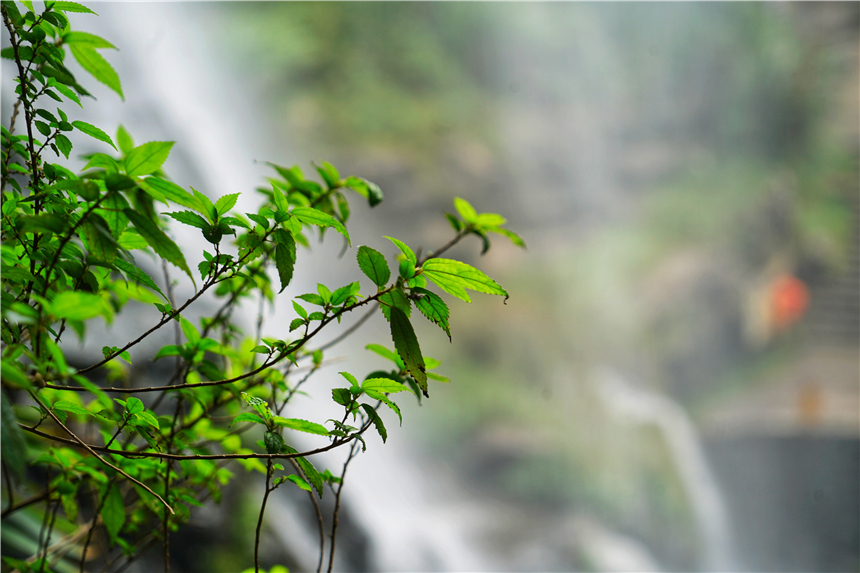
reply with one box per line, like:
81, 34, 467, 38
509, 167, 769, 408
595, 368, 738, 571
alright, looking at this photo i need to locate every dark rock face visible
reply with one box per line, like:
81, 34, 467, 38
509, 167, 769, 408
705, 435, 860, 572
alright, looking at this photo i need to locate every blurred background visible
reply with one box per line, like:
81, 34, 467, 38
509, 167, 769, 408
4, 2, 858, 571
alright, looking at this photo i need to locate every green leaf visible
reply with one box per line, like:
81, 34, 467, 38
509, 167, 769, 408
69, 44, 123, 99
124, 141, 173, 177
50, 82, 82, 107
379, 288, 411, 322
413, 288, 451, 341
62, 31, 115, 49
71, 120, 116, 150
385, 236, 416, 265
1, 391, 27, 480
51, 291, 109, 321
79, 214, 117, 262
125, 396, 144, 414
273, 229, 296, 293
112, 258, 168, 301
117, 229, 148, 250
50, 1, 97, 14
166, 210, 208, 230
53, 400, 90, 417
389, 307, 428, 396
231, 412, 266, 427
488, 227, 527, 248
55, 133, 72, 158
214, 193, 240, 216
180, 317, 200, 344
284, 474, 312, 492
345, 176, 384, 207
363, 391, 402, 425
330, 282, 360, 306
360, 403, 387, 443
272, 417, 330, 436
19, 213, 67, 234
297, 293, 325, 307
100, 483, 125, 546
263, 431, 284, 454
356, 246, 390, 287
192, 188, 217, 222
96, 192, 130, 238
331, 388, 352, 407
137, 177, 199, 211
290, 207, 350, 244
292, 300, 308, 320
362, 378, 414, 395
420, 258, 508, 303
124, 209, 194, 285
453, 197, 478, 223
295, 454, 324, 498
116, 125, 134, 154
153, 345, 181, 360
365, 343, 400, 365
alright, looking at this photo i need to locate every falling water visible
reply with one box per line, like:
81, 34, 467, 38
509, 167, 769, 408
596, 368, 738, 571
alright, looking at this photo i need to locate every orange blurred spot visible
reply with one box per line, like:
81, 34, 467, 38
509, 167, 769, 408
770, 274, 810, 330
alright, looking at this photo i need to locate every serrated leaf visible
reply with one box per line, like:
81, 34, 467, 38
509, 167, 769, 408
291, 453, 324, 498
62, 31, 115, 49
272, 417, 330, 436
356, 246, 389, 287
263, 430, 284, 454
384, 236, 416, 264
360, 403, 387, 443
362, 378, 414, 395
214, 192, 240, 216
137, 177, 199, 211
389, 307, 427, 396
331, 388, 352, 407
297, 293, 325, 307
379, 288, 411, 322
166, 210, 208, 230
124, 396, 144, 414
274, 230, 296, 293
363, 390, 402, 425
55, 133, 72, 158
365, 343, 400, 365
69, 44, 123, 99
124, 141, 173, 177
420, 258, 507, 303
284, 474, 312, 492
291, 207, 350, 244
231, 412, 266, 426
52, 400, 90, 417
124, 209, 194, 285
50, 82, 82, 107
71, 120, 115, 150
331, 282, 360, 306
112, 258, 167, 301
50, 1, 97, 14
96, 192, 130, 238
413, 287, 451, 341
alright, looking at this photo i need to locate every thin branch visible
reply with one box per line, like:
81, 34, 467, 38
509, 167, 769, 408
27, 391, 174, 515
21, 420, 372, 462
418, 229, 468, 265
327, 439, 361, 573
254, 459, 274, 573
1, 487, 52, 519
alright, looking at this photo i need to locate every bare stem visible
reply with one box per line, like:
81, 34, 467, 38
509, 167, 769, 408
254, 459, 274, 573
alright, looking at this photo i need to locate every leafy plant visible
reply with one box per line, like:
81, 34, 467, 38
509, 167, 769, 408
0, 3, 524, 572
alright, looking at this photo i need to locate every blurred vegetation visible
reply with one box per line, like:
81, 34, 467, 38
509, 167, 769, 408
222, 2, 857, 566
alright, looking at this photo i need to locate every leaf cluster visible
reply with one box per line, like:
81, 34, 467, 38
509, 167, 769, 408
0, 3, 523, 572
